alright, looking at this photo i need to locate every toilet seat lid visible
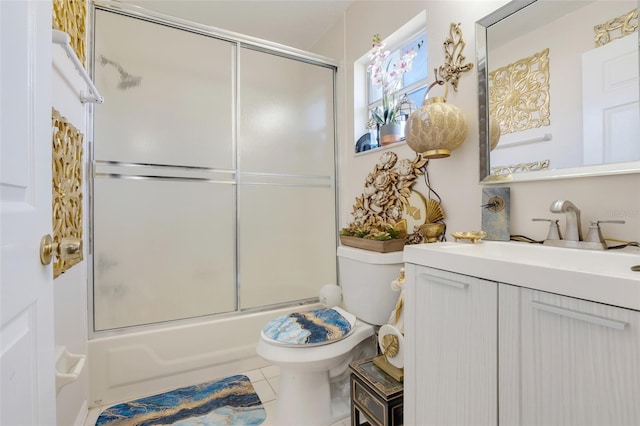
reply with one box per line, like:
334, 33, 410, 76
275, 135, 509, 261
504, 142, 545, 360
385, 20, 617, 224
261, 307, 355, 347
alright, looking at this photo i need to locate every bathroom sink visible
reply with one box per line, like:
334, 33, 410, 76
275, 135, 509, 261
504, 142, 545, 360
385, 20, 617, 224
403, 241, 640, 310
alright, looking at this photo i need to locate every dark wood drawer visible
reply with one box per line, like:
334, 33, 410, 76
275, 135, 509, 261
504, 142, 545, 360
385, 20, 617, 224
350, 357, 403, 426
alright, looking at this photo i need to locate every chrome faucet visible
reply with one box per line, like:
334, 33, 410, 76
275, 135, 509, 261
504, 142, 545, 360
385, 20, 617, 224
549, 200, 582, 241
534, 200, 625, 250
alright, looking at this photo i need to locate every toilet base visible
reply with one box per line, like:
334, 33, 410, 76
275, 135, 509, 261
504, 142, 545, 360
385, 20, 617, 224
267, 337, 376, 425
277, 369, 332, 426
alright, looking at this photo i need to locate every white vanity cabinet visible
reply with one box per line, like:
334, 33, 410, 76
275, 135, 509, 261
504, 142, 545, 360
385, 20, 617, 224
404, 255, 640, 426
500, 285, 640, 426
404, 265, 498, 426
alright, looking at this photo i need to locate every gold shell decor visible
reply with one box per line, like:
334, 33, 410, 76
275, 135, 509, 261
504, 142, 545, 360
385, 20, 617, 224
381, 334, 400, 358
425, 199, 445, 223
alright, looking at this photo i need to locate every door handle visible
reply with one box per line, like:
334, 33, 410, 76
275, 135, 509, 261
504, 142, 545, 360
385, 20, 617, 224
531, 301, 628, 331
419, 273, 469, 290
40, 234, 82, 265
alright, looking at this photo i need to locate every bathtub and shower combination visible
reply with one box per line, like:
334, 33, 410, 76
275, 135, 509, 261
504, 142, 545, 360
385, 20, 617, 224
88, 1, 338, 408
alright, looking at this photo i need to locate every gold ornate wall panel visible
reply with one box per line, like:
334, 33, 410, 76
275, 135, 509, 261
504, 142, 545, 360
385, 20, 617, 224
52, 108, 84, 278
53, 0, 87, 66
491, 159, 550, 176
489, 48, 550, 135
594, 8, 638, 47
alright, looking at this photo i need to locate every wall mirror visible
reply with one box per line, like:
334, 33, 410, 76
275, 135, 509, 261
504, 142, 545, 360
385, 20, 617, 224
477, 0, 639, 183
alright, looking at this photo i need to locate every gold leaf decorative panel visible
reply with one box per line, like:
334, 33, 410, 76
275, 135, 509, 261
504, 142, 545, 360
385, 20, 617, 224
490, 159, 550, 176
53, 0, 87, 66
594, 8, 638, 47
489, 48, 550, 135
52, 108, 84, 278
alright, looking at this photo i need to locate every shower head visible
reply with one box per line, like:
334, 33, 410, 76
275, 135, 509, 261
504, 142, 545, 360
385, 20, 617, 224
99, 55, 142, 90
118, 74, 142, 90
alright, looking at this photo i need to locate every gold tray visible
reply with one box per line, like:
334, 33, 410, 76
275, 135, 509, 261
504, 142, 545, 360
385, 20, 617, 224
451, 231, 486, 243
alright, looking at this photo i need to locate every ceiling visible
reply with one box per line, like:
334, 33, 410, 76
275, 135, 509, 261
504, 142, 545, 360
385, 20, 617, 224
123, 0, 354, 51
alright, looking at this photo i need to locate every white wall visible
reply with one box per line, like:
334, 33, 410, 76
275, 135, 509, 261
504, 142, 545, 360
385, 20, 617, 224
313, 0, 640, 245
52, 45, 91, 426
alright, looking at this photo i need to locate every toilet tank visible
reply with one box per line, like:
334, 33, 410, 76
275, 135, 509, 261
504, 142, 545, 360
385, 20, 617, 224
337, 246, 404, 326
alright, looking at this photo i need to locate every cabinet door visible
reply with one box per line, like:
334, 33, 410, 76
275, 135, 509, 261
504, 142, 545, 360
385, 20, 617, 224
405, 265, 498, 426
517, 288, 640, 425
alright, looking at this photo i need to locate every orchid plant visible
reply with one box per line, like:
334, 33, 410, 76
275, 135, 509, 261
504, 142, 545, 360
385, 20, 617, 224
367, 34, 418, 125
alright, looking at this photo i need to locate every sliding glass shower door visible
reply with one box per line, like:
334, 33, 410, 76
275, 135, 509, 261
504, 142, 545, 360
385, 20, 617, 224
91, 7, 336, 332
238, 48, 336, 309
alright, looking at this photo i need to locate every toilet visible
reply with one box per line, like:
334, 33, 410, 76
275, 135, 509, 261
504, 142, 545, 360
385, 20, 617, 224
256, 246, 404, 426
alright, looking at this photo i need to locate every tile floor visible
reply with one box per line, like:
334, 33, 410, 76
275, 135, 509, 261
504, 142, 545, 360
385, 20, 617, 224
84, 364, 351, 426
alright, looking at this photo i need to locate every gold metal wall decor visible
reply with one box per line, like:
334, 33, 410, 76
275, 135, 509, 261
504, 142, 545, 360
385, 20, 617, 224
52, 108, 84, 278
490, 159, 550, 176
53, 0, 87, 66
489, 48, 551, 135
438, 22, 474, 92
343, 152, 427, 240
594, 8, 638, 47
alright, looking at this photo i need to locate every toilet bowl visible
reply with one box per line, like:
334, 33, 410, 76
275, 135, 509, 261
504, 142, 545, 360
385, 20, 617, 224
256, 246, 404, 425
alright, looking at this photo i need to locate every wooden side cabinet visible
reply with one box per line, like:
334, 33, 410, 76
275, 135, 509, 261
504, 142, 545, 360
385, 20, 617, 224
349, 357, 403, 426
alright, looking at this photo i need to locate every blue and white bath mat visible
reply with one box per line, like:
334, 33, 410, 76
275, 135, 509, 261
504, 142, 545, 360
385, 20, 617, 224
261, 306, 355, 346
95, 374, 265, 426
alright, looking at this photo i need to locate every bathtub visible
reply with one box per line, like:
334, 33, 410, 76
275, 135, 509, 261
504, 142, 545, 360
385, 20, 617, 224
88, 304, 319, 407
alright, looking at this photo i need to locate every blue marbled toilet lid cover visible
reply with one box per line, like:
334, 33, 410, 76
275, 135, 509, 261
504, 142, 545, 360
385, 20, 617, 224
261, 307, 355, 347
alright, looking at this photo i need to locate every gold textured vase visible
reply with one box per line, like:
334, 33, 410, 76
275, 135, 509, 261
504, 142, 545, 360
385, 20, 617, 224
405, 97, 468, 158
420, 222, 445, 243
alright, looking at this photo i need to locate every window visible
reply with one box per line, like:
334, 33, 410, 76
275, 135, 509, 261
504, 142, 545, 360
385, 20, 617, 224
368, 31, 428, 108
364, 30, 428, 149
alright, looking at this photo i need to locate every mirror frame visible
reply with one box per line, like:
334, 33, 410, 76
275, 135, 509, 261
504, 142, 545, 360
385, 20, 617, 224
476, 0, 640, 184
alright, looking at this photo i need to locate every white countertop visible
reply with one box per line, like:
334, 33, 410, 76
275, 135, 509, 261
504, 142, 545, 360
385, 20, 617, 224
403, 241, 640, 311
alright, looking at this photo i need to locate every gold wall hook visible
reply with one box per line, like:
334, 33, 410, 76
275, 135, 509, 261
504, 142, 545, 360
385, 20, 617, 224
40, 234, 83, 266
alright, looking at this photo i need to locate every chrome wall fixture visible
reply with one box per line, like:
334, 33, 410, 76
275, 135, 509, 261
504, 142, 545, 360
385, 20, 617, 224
99, 55, 142, 90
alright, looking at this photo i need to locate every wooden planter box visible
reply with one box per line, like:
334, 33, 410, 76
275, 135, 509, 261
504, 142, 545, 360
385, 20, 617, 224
339, 236, 406, 253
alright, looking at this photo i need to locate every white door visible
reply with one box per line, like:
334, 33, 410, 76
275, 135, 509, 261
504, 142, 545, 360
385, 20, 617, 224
582, 35, 640, 165
1, 1, 56, 425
